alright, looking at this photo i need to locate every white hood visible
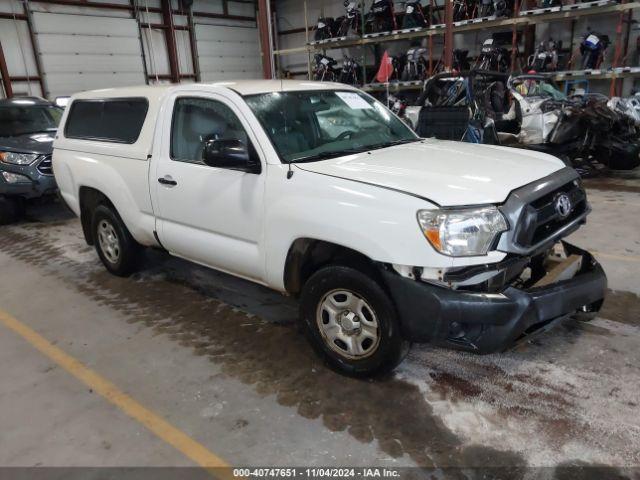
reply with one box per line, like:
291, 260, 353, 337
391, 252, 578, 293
296, 139, 566, 206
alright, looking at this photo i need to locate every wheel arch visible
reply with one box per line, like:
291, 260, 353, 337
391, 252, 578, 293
283, 238, 383, 296
78, 186, 116, 245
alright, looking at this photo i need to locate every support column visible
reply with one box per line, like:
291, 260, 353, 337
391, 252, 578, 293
161, 0, 180, 83
610, 0, 629, 96
257, 0, 274, 79
443, 0, 453, 71
510, 0, 520, 72
0, 40, 13, 98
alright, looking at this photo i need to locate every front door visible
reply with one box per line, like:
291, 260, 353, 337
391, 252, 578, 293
152, 92, 266, 282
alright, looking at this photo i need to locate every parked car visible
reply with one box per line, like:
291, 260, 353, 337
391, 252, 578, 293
0, 97, 63, 224
53, 81, 606, 376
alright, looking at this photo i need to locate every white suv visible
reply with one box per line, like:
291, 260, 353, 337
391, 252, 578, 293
52, 81, 606, 376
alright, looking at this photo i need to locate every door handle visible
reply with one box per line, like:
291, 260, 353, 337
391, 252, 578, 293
158, 176, 177, 186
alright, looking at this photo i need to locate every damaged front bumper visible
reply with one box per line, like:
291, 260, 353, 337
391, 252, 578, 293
380, 242, 607, 353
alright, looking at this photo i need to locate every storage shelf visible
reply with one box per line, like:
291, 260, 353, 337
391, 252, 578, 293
359, 67, 640, 93
550, 66, 640, 81
362, 80, 425, 92
273, 1, 640, 57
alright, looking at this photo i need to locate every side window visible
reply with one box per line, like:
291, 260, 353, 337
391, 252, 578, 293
65, 99, 148, 143
170, 97, 251, 164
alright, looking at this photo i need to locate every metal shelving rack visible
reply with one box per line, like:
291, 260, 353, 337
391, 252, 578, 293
273, 0, 640, 94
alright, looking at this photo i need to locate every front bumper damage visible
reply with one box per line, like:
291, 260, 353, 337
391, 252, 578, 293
380, 242, 607, 353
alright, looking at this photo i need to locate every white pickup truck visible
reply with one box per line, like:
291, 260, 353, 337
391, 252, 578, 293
53, 80, 606, 376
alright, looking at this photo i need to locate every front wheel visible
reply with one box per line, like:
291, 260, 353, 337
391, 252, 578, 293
91, 204, 142, 277
299, 265, 410, 377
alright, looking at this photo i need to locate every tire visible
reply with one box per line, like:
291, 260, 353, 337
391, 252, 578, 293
299, 265, 410, 377
91, 204, 142, 277
0, 196, 24, 225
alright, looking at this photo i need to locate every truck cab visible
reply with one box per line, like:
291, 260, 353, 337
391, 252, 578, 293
53, 81, 606, 376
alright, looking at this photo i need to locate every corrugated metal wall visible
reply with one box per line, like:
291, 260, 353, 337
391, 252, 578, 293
0, 0, 261, 99
196, 24, 260, 81
31, 11, 146, 96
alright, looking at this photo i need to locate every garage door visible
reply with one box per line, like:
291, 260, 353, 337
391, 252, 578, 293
195, 24, 261, 81
31, 12, 146, 97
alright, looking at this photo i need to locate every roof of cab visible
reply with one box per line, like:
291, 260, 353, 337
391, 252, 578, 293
70, 80, 357, 102
0, 96, 54, 107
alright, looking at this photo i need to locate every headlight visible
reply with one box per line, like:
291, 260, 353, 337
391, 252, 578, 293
1, 171, 31, 184
0, 151, 40, 165
417, 206, 508, 257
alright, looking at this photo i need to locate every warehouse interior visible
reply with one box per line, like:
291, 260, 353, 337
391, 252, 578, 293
0, 0, 639, 478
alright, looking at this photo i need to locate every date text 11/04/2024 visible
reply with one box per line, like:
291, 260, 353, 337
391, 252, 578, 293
232, 468, 401, 478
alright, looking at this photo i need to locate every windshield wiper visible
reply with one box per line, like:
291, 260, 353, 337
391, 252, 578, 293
290, 139, 421, 163
364, 138, 421, 151
291, 148, 368, 163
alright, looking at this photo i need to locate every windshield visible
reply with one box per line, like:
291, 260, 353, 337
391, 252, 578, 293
244, 90, 419, 163
0, 105, 62, 137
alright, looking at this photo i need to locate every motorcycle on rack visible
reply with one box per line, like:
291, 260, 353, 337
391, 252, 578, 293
365, 0, 397, 33
580, 31, 609, 70
402, 0, 429, 28
452, 0, 470, 21
474, 38, 510, 72
314, 17, 336, 41
334, 1, 363, 37
389, 94, 408, 118
339, 56, 361, 85
401, 46, 429, 81
313, 54, 339, 82
527, 40, 559, 72
479, 0, 511, 18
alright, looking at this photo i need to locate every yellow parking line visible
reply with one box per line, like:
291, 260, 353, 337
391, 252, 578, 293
0, 309, 234, 479
593, 251, 640, 263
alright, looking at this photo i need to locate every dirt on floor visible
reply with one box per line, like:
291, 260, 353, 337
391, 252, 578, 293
1, 201, 639, 477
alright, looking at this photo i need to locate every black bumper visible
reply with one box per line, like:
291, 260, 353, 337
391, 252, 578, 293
380, 243, 607, 353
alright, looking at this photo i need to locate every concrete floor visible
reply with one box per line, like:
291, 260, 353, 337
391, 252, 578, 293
0, 177, 638, 477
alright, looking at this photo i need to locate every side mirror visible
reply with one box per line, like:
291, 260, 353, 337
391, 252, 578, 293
202, 139, 260, 173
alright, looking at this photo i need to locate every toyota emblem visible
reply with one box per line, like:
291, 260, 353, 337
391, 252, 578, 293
555, 193, 572, 218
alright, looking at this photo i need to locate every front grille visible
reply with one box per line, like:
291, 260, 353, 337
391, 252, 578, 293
37, 155, 53, 175
514, 180, 587, 248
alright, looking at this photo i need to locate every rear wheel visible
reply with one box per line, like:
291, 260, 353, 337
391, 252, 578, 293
300, 265, 410, 377
91, 205, 141, 277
